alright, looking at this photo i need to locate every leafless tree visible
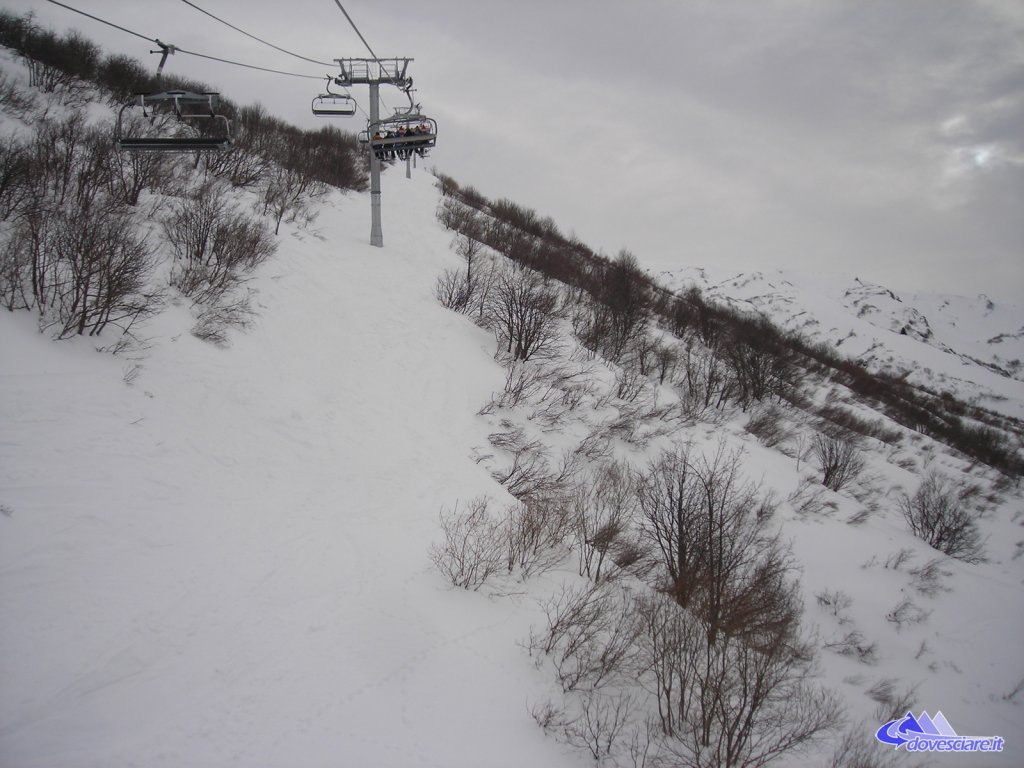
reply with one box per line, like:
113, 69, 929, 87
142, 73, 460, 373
635, 442, 800, 646
487, 262, 562, 362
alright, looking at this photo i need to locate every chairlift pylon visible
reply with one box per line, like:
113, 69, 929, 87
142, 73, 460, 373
116, 90, 232, 152
312, 77, 357, 117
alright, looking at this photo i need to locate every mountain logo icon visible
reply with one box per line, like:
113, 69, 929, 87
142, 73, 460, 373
875, 711, 1004, 753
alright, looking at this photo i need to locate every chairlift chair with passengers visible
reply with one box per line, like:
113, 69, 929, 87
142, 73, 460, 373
359, 108, 437, 160
116, 90, 233, 152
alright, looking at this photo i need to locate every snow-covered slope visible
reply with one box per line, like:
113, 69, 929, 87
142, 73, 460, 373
0, 170, 590, 768
4, 166, 1023, 766
1, 52, 1022, 766
659, 267, 1024, 420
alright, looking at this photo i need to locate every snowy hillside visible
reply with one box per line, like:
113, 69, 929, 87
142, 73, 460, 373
2, 43, 1024, 768
0, 168, 592, 767
658, 267, 1024, 421
3, 165, 1022, 766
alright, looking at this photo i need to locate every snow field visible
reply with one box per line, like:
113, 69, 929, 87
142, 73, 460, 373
1, 169, 587, 767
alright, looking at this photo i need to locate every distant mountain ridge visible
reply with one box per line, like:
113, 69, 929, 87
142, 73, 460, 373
658, 267, 1024, 419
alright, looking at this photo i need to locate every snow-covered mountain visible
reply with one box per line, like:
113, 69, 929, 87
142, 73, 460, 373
2, 47, 1023, 768
659, 267, 1024, 421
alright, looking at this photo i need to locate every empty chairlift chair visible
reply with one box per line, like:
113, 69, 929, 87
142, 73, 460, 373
312, 79, 357, 117
116, 90, 232, 152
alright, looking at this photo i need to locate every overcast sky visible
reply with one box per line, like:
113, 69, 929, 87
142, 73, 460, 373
9, 0, 1023, 301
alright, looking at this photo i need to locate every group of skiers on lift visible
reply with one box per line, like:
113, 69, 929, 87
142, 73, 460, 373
371, 123, 433, 160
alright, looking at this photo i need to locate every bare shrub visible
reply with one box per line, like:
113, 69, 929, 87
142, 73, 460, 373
504, 496, 573, 578
635, 442, 801, 645
634, 592, 841, 768
190, 289, 256, 347
815, 588, 853, 620
745, 405, 789, 447
788, 475, 838, 516
260, 154, 329, 235
823, 630, 878, 665
829, 721, 902, 768
653, 340, 681, 385
882, 547, 914, 571
42, 202, 158, 338
436, 194, 477, 231
0, 71, 36, 119
813, 434, 867, 492
489, 428, 555, 500
107, 142, 173, 207
563, 691, 635, 762
614, 358, 649, 403
528, 582, 640, 692
908, 557, 952, 597
435, 266, 472, 312
899, 471, 986, 563
530, 699, 570, 734
868, 679, 919, 722
817, 404, 902, 444
791, 431, 815, 473
885, 597, 930, 631
429, 497, 504, 590
674, 339, 734, 416
589, 250, 651, 362
573, 430, 614, 465
0, 133, 32, 221
0, 228, 31, 310
436, 231, 495, 318
572, 462, 638, 582
163, 181, 277, 304
528, 363, 598, 427
490, 359, 587, 412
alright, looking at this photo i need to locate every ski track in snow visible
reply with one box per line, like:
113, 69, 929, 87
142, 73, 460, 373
1, 169, 587, 768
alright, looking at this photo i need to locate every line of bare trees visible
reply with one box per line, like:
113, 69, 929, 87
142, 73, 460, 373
437, 190, 802, 422
0, 112, 160, 337
434, 173, 1021, 476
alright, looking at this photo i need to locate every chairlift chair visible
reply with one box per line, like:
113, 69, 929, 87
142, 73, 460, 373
363, 113, 438, 160
116, 90, 232, 152
312, 78, 357, 117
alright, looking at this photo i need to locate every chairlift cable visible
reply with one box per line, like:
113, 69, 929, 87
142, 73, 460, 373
177, 0, 336, 68
174, 47, 323, 79
44, 0, 322, 79
45, 0, 155, 43
330, 0, 383, 64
